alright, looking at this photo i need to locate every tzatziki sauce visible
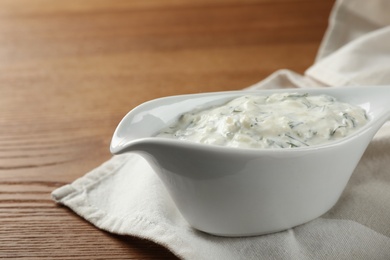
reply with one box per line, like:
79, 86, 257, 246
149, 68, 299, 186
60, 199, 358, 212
156, 92, 368, 149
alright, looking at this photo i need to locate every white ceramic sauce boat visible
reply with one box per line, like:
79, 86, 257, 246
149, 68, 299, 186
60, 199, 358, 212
110, 85, 390, 237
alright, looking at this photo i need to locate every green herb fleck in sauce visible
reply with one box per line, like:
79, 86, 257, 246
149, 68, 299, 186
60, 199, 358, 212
157, 92, 368, 149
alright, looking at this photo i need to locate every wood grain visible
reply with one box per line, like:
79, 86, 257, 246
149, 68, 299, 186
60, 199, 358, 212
0, 0, 334, 258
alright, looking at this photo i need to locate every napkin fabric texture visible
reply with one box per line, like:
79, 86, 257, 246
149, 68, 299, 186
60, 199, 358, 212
52, 0, 390, 259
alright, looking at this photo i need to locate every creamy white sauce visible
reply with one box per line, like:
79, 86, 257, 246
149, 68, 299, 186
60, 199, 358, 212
157, 93, 368, 149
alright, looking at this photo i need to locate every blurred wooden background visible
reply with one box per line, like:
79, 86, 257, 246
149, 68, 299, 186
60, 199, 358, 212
0, 0, 334, 258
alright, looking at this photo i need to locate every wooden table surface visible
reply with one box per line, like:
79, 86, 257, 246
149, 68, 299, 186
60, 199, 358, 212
0, 0, 334, 259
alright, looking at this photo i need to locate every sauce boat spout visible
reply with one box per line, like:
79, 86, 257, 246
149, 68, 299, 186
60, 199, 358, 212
110, 91, 250, 155
110, 85, 390, 237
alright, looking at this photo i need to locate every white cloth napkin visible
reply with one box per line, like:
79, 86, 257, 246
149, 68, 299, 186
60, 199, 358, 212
52, 0, 390, 259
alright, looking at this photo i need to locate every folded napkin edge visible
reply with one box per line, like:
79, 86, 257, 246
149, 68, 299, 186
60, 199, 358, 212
52, 180, 191, 260
52, 184, 76, 203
